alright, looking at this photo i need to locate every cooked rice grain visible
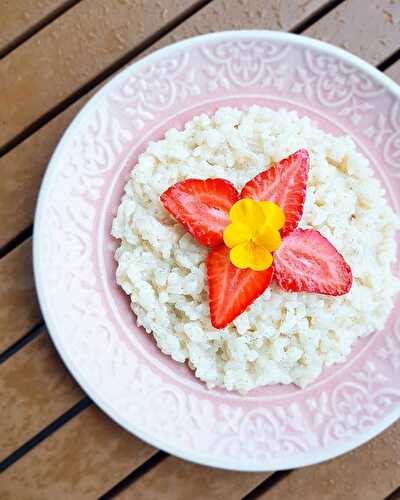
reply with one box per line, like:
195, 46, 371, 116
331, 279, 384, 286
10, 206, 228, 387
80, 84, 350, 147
112, 106, 399, 393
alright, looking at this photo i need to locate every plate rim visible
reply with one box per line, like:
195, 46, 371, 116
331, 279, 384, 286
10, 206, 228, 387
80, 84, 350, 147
33, 29, 400, 471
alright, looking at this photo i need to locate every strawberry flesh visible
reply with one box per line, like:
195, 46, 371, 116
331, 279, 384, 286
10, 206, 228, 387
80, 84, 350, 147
161, 178, 239, 247
240, 149, 309, 237
207, 245, 274, 329
273, 228, 352, 295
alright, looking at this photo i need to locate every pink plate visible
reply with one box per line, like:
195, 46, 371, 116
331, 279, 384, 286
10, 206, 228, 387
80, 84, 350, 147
33, 31, 400, 471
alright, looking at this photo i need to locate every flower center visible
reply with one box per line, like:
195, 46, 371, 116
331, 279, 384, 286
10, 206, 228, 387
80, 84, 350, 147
223, 198, 285, 271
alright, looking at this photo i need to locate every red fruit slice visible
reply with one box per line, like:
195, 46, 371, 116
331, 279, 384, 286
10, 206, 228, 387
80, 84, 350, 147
273, 229, 352, 296
241, 149, 309, 237
160, 178, 239, 247
207, 245, 273, 329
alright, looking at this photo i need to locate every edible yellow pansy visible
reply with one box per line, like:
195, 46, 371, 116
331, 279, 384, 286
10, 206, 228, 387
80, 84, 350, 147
223, 198, 285, 271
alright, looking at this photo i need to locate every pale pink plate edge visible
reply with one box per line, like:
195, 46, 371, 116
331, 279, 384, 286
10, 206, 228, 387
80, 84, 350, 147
33, 30, 400, 471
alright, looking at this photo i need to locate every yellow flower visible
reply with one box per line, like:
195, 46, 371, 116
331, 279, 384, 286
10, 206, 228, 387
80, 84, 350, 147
223, 198, 285, 271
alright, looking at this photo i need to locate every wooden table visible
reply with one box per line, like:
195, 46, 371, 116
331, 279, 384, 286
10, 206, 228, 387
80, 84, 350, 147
0, 1, 399, 498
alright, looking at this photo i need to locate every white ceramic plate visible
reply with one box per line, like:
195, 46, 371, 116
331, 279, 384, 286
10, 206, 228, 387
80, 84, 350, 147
34, 31, 400, 471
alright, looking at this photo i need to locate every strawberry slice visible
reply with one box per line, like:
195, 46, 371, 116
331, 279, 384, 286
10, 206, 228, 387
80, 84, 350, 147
273, 229, 352, 295
161, 178, 239, 247
240, 149, 309, 237
207, 245, 273, 329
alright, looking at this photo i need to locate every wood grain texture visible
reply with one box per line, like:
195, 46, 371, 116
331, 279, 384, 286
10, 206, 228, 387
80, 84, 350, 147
0, 332, 83, 460
150, 0, 328, 43
0, 0, 200, 150
0, 0, 330, 251
304, 0, 400, 65
0, 406, 156, 499
0, 0, 75, 55
148, 0, 399, 65
255, 421, 400, 500
0, 238, 41, 353
115, 456, 271, 500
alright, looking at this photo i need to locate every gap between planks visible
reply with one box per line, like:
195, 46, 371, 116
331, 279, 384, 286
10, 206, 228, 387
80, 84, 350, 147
0, 225, 33, 260
0, 0, 83, 60
0, 396, 91, 473
290, 0, 346, 34
0, 322, 43, 365
378, 47, 400, 72
386, 486, 400, 500
99, 452, 169, 499
241, 471, 292, 500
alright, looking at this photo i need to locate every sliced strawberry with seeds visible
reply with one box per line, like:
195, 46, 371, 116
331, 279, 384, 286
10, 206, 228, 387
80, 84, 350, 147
241, 149, 309, 237
207, 245, 273, 329
161, 178, 239, 247
273, 229, 352, 296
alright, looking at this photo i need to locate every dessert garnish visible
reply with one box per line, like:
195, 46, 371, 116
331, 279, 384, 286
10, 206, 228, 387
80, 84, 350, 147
161, 149, 352, 329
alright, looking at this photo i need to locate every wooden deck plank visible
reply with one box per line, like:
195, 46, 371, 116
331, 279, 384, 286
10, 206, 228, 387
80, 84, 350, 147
255, 421, 400, 500
0, 332, 83, 460
141, 0, 399, 65
0, 0, 328, 252
0, 0, 75, 55
304, 0, 400, 65
115, 457, 271, 500
0, 239, 41, 353
0, 406, 156, 499
114, 423, 400, 500
148, 0, 328, 44
0, 0, 202, 150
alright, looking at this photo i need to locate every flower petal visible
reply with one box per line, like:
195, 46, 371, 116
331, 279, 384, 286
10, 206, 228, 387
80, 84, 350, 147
249, 244, 273, 271
254, 225, 282, 252
259, 201, 285, 230
229, 241, 273, 271
229, 242, 253, 269
223, 222, 252, 248
229, 198, 265, 231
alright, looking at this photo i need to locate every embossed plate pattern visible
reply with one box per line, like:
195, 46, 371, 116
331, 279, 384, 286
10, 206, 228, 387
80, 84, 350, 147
33, 32, 400, 471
